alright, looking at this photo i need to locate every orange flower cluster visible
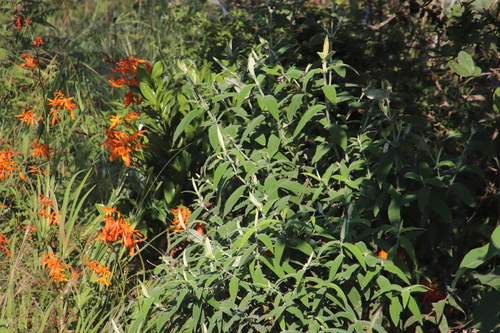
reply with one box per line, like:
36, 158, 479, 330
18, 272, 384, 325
102, 113, 147, 167
28, 165, 49, 177
14, 13, 32, 30
14, 108, 43, 126
95, 206, 145, 256
170, 206, 203, 235
41, 253, 72, 282
105, 54, 149, 107
20, 54, 40, 69
0, 232, 10, 256
421, 279, 446, 303
86, 258, 112, 287
30, 139, 53, 160
377, 249, 406, 261
47, 91, 77, 125
0, 146, 23, 180
32, 36, 44, 46
38, 193, 60, 225
377, 249, 388, 259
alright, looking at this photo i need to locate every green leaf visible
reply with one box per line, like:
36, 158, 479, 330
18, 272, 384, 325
257, 234, 274, 255
423, 178, 443, 187
419, 162, 431, 179
449, 51, 475, 77
399, 236, 417, 268
389, 297, 402, 327
262, 95, 279, 121
408, 295, 423, 324
267, 132, 281, 158
343, 243, 366, 271
458, 243, 489, 269
327, 254, 344, 282
383, 264, 410, 284
329, 123, 347, 151
430, 196, 452, 222
322, 85, 337, 105
476, 267, 500, 287
292, 104, 325, 139
224, 185, 246, 217
417, 186, 430, 212
287, 94, 304, 122
377, 148, 397, 184
450, 182, 476, 207
172, 108, 203, 145
288, 238, 314, 256
388, 198, 401, 226
237, 84, 255, 107
213, 161, 230, 188
241, 114, 265, 144
140, 82, 156, 105
151, 61, 163, 79
493, 87, 500, 114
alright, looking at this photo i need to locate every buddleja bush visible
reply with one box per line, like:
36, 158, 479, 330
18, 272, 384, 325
129, 33, 443, 331
125, 3, 498, 333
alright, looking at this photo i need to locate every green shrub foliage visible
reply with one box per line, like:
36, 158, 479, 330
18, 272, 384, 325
123, 1, 500, 332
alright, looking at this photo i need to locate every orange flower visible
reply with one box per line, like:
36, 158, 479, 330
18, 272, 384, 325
32, 36, 44, 46
170, 206, 203, 235
14, 14, 32, 30
14, 108, 43, 126
107, 76, 128, 88
47, 91, 77, 121
0, 232, 10, 256
28, 165, 50, 176
109, 114, 124, 130
41, 253, 71, 282
30, 139, 53, 160
171, 206, 192, 232
95, 207, 145, 256
125, 110, 140, 121
86, 259, 112, 287
102, 128, 147, 167
123, 90, 144, 108
0, 147, 21, 180
111, 54, 151, 78
20, 54, 40, 69
377, 250, 388, 259
38, 193, 60, 225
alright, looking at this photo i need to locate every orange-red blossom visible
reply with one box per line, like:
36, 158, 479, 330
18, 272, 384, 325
0, 146, 23, 180
14, 13, 32, 30
86, 258, 112, 287
106, 54, 150, 107
0, 233, 10, 256
41, 253, 72, 282
95, 206, 145, 256
30, 139, 54, 160
20, 54, 40, 69
47, 91, 77, 125
14, 108, 43, 126
32, 36, 44, 46
170, 206, 203, 235
102, 127, 147, 167
38, 193, 60, 225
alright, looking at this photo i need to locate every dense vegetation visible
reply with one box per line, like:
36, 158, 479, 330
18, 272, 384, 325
0, 0, 499, 332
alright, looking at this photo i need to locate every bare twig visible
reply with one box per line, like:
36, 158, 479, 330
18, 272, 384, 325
366, 14, 396, 30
